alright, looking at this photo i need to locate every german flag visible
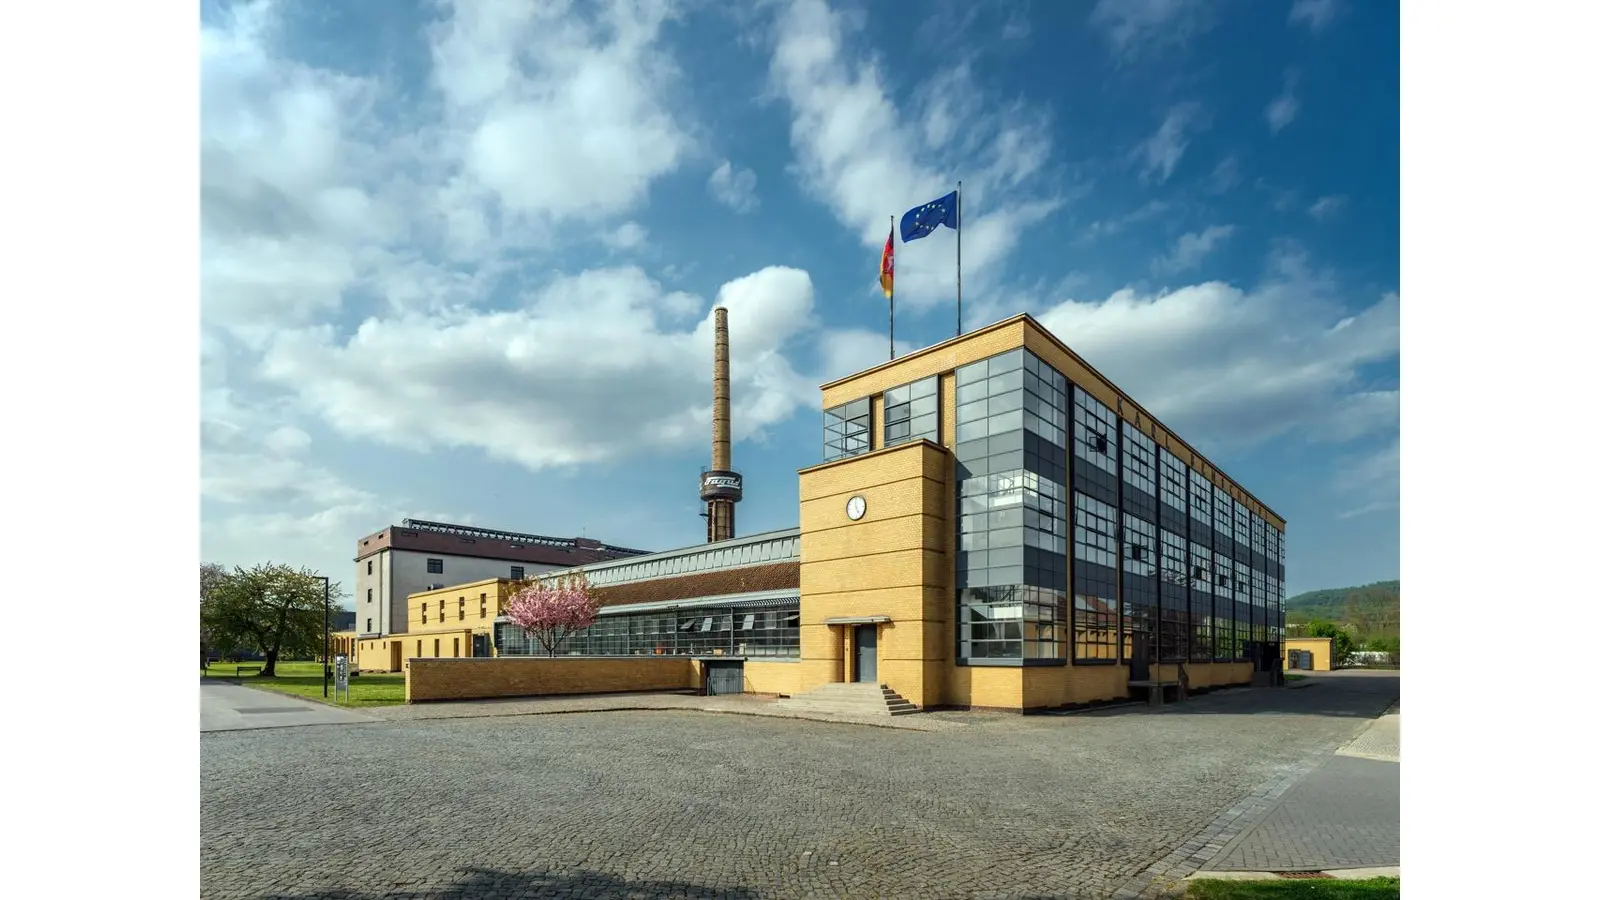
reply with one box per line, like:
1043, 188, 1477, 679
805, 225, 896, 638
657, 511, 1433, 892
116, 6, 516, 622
879, 223, 895, 299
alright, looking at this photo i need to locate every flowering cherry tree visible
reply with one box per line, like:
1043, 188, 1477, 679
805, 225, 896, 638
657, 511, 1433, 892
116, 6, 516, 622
503, 572, 599, 657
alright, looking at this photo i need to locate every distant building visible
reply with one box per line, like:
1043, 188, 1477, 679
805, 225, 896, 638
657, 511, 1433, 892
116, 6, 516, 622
354, 519, 647, 640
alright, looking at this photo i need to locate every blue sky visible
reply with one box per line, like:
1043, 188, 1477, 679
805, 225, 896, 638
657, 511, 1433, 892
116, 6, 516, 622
199, 0, 1398, 600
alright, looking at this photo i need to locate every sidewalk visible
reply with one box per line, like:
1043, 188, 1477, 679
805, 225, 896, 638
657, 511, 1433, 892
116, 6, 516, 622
1197, 706, 1399, 875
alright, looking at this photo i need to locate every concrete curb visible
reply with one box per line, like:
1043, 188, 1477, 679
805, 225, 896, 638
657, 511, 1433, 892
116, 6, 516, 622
1186, 866, 1399, 881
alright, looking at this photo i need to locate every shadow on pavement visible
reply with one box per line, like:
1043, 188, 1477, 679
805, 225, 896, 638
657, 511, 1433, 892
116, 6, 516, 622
257, 866, 761, 900
1050, 671, 1399, 721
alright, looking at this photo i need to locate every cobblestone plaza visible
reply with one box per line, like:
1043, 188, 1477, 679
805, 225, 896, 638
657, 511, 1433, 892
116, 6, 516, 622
200, 674, 1397, 899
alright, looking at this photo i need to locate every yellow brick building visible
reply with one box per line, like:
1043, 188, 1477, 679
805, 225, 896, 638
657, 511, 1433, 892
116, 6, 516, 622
406, 313, 1288, 712
355, 577, 520, 672
1284, 636, 1336, 671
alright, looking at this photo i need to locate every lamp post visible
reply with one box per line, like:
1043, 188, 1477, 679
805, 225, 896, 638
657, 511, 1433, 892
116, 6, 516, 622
318, 574, 330, 698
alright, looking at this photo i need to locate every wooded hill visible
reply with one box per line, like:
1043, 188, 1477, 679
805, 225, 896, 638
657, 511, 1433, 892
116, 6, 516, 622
1284, 580, 1399, 636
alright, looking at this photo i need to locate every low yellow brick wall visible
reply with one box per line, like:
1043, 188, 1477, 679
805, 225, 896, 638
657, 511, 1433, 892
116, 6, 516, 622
406, 657, 699, 702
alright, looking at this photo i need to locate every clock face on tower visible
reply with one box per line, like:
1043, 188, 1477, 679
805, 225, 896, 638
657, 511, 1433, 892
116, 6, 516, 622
846, 495, 867, 521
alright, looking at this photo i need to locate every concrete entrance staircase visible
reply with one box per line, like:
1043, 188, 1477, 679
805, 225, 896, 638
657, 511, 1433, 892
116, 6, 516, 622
775, 682, 919, 717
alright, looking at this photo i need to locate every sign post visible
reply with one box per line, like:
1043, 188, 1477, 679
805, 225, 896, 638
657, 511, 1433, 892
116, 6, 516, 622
334, 655, 350, 704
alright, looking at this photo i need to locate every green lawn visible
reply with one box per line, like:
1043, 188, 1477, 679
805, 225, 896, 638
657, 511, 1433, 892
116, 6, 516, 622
203, 660, 406, 707
1285, 673, 1309, 682
1187, 877, 1399, 899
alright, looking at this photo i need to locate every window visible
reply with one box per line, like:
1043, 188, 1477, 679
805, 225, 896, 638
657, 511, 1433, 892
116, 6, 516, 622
422, 602, 428, 625
1121, 422, 1157, 520
480, 593, 488, 619
495, 603, 800, 658
1021, 351, 1068, 448
453, 638, 460, 657
1073, 492, 1119, 662
1122, 514, 1157, 661
884, 376, 939, 447
1189, 541, 1213, 662
458, 597, 465, 620
954, 350, 1070, 662
1158, 529, 1189, 661
366, 588, 372, 604
434, 638, 440, 657
1213, 556, 1238, 662
823, 397, 872, 461
367, 560, 373, 575
1157, 449, 1188, 526
365, 618, 372, 633
1188, 468, 1213, 544
1214, 490, 1235, 545
1072, 388, 1119, 505
510, 565, 525, 580
426, 558, 443, 575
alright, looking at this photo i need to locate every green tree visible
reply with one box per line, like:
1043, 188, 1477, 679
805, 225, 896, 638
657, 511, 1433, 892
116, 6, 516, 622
200, 562, 232, 664
200, 563, 342, 677
1306, 619, 1355, 667
1342, 584, 1400, 639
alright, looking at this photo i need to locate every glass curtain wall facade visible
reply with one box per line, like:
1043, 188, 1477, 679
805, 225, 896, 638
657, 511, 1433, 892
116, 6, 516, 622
823, 398, 871, 462
954, 349, 1069, 661
947, 347, 1281, 670
884, 375, 940, 447
495, 602, 800, 658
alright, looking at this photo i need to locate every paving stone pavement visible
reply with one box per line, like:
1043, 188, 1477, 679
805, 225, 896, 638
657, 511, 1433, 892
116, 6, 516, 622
363, 691, 968, 732
201, 671, 1398, 900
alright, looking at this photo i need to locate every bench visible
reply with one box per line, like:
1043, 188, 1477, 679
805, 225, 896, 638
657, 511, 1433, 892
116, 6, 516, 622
1128, 680, 1185, 706
232, 665, 263, 680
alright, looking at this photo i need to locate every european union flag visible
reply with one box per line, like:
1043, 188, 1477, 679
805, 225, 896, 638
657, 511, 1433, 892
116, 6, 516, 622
900, 190, 959, 242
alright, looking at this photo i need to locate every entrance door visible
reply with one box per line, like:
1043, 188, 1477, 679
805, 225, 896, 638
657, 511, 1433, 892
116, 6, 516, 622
472, 633, 491, 658
853, 625, 878, 683
705, 661, 745, 696
1129, 632, 1150, 682
389, 642, 402, 672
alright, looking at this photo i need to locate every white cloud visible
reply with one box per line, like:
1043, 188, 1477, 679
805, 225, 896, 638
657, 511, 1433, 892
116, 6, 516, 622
1156, 224, 1236, 274
201, 0, 698, 341
1079, 199, 1170, 244
1137, 103, 1205, 183
258, 266, 819, 471
200, 0, 719, 575
1308, 195, 1347, 220
1034, 254, 1399, 450
767, 0, 1061, 313
707, 160, 760, 212
263, 425, 312, 455
1090, 0, 1210, 59
1289, 0, 1342, 33
1266, 70, 1301, 134
603, 221, 650, 250
1207, 156, 1241, 194
815, 326, 919, 384
430, 0, 692, 226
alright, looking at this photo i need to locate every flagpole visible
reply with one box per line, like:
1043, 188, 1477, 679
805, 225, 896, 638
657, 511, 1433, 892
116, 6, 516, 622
956, 180, 963, 337
889, 215, 896, 361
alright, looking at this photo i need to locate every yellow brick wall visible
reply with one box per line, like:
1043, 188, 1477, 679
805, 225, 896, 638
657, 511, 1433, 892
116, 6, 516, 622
356, 638, 402, 672
407, 578, 512, 634
406, 657, 698, 702
1285, 637, 1335, 671
946, 665, 1023, 710
365, 629, 480, 673
742, 660, 815, 697
797, 440, 950, 707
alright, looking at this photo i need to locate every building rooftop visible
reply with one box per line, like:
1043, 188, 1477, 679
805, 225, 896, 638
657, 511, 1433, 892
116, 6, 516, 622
356, 519, 650, 567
